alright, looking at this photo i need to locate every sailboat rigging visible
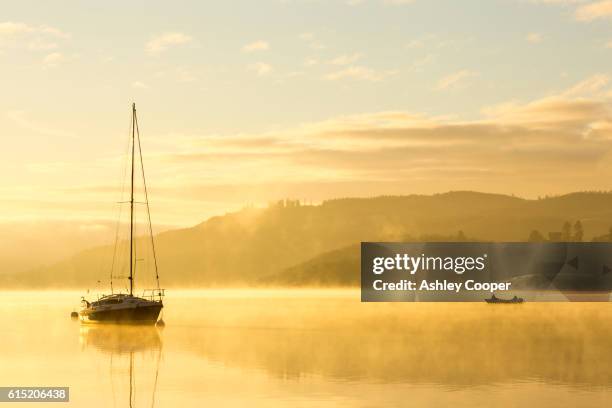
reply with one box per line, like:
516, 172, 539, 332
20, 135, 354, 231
79, 103, 164, 324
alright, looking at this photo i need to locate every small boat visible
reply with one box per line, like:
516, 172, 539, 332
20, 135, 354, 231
485, 294, 524, 304
80, 103, 164, 324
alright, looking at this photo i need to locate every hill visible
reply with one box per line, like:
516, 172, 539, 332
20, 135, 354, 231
260, 244, 361, 286
5, 191, 612, 288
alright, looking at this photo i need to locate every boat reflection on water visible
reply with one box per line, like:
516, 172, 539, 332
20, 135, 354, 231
79, 325, 163, 407
79, 325, 162, 354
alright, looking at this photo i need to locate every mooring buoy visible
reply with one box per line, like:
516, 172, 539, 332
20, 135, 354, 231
70, 311, 79, 319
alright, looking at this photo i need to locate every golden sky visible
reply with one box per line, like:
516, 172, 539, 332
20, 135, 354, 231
2, 1, 612, 227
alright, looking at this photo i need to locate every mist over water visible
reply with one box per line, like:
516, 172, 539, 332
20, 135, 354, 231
1, 290, 610, 407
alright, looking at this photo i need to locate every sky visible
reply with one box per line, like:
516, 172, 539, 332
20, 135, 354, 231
2, 0, 612, 227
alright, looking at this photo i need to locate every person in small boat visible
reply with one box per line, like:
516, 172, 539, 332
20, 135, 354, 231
491, 294, 497, 300
512, 296, 518, 301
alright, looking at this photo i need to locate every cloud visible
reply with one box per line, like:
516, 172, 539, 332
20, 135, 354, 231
298, 31, 326, 50
27, 39, 58, 50
409, 54, 436, 72
247, 62, 273, 76
0, 22, 69, 39
435, 70, 478, 90
17, 74, 612, 225
406, 39, 424, 49
242, 40, 270, 52
324, 66, 397, 81
481, 97, 609, 130
42, 52, 63, 68
526, 32, 544, 43
329, 53, 363, 65
521, 1, 612, 24
131, 81, 149, 89
480, 74, 612, 130
146, 32, 192, 55
0, 22, 69, 53
561, 74, 609, 97
575, 0, 612, 21
299, 32, 315, 41
5, 110, 73, 137
141, 76, 612, 206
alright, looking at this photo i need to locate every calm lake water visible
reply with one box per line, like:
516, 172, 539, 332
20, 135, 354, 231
0, 290, 611, 407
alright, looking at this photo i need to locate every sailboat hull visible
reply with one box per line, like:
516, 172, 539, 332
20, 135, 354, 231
80, 296, 163, 325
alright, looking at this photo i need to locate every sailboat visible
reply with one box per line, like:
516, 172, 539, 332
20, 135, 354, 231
79, 103, 164, 324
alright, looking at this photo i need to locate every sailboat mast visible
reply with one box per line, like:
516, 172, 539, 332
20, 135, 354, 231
129, 103, 135, 296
